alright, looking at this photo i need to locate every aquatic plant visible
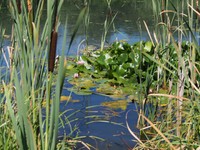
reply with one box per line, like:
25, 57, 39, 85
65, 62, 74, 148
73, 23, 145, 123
1, 0, 68, 149
80, 41, 154, 84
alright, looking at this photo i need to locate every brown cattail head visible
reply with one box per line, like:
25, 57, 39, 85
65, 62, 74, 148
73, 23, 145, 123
48, 31, 58, 72
16, 0, 21, 14
161, 9, 165, 23
27, 0, 32, 12
161, 0, 165, 23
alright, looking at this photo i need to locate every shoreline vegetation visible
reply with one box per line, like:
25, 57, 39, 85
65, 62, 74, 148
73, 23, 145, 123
0, 0, 200, 149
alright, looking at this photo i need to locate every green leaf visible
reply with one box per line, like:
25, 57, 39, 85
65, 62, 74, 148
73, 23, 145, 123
129, 51, 135, 61
142, 51, 174, 74
97, 55, 106, 65
118, 53, 128, 63
144, 41, 153, 52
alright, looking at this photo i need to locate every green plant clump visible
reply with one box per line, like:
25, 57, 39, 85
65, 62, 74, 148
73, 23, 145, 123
80, 41, 155, 85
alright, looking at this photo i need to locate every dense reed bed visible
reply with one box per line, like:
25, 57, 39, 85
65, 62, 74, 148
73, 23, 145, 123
132, 0, 200, 149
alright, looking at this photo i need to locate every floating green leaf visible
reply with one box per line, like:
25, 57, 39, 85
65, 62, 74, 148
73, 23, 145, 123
101, 100, 128, 110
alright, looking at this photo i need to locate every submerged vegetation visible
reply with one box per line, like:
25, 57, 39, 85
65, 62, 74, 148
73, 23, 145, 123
0, 0, 200, 149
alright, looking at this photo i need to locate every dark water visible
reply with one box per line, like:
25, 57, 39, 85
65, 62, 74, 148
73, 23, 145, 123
59, 81, 139, 150
58, 0, 154, 55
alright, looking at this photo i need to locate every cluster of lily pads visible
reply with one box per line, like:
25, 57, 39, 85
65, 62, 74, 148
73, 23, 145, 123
78, 41, 155, 84
65, 40, 198, 100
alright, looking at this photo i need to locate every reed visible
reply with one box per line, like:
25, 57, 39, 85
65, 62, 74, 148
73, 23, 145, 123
100, 0, 117, 51
134, 0, 200, 149
0, 0, 85, 149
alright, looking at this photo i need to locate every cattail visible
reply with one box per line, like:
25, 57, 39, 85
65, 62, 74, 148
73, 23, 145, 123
161, 0, 165, 23
196, 0, 200, 20
161, 9, 165, 23
27, 0, 32, 13
16, 0, 21, 14
48, 31, 58, 72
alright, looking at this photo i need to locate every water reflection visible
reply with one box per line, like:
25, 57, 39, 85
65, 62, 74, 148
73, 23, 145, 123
58, 0, 154, 55
0, 1, 154, 55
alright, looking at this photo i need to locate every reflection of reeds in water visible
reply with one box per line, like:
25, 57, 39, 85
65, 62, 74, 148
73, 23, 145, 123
100, 0, 117, 51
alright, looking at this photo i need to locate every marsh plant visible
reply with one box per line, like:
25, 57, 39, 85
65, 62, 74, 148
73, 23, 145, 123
134, 0, 200, 149
0, 0, 88, 149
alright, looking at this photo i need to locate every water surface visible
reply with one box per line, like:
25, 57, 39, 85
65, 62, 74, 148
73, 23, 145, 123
59, 0, 154, 55
0, 0, 154, 55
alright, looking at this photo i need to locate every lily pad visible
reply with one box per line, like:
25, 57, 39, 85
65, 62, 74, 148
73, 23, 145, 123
69, 78, 96, 89
96, 83, 121, 95
60, 96, 80, 103
67, 87, 92, 95
101, 100, 128, 110
60, 96, 71, 101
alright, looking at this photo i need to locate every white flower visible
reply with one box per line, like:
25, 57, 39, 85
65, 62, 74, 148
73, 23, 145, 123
76, 60, 85, 65
73, 73, 79, 78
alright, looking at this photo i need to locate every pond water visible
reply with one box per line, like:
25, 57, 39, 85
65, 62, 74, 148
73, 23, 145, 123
0, 0, 155, 149
58, 0, 154, 55
57, 1, 153, 149
59, 81, 139, 149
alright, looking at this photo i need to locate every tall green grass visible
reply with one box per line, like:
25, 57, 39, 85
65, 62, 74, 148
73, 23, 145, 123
0, 0, 87, 149
134, 0, 200, 149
